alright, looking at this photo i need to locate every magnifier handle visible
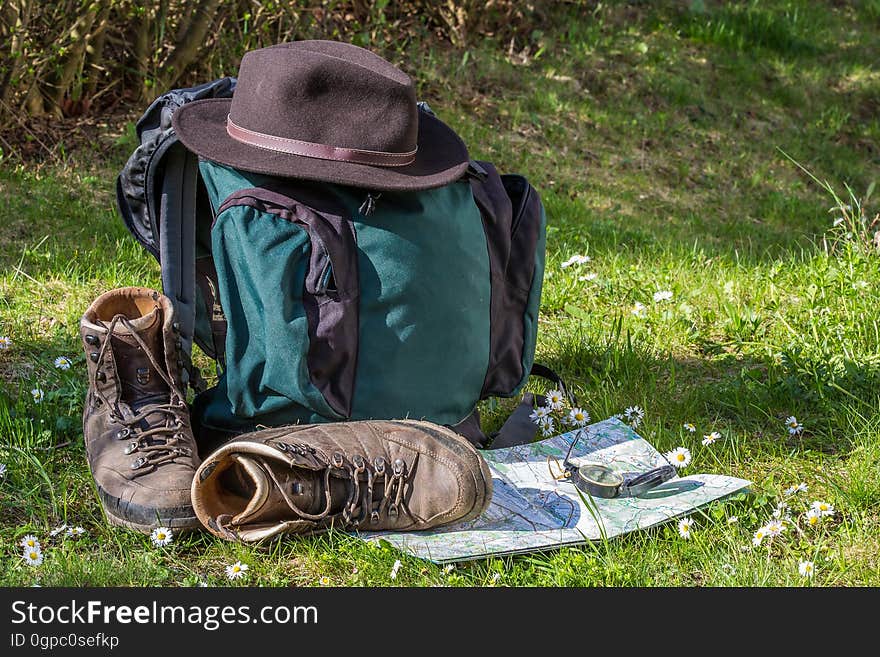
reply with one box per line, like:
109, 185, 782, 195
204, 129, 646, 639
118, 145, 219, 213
622, 464, 677, 497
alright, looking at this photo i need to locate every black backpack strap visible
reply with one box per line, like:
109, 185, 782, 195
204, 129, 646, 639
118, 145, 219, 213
157, 141, 201, 389
448, 364, 576, 450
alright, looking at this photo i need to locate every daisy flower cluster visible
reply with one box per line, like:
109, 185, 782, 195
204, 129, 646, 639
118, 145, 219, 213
21, 535, 44, 567
47, 524, 88, 540
560, 253, 590, 269
612, 405, 644, 429
528, 388, 590, 438
16, 521, 89, 570
745, 480, 837, 580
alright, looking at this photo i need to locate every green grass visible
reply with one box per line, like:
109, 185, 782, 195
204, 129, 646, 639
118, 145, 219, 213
1, 0, 878, 586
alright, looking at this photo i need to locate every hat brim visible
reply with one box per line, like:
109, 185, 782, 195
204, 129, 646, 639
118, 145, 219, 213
172, 98, 469, 192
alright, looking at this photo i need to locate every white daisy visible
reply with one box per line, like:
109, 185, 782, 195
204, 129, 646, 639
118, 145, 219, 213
53, 356, 72, 370
225, 561, 248, 580
31, 388, 45, 403
763, 519, 786, 537
772, 502, 790, 520
752, 527, 768, 546
624, 405, 644, 428
20, 535, 41, 551
529, 405, 551, 423
66, 526, 86, 539
578, 273, 598, 282
677, 517, 694, 539
785, 416, 803, 435
23, 548, 43, 567
804, 508, 822, 527
631, 302, 647, 318
798, 561, 815, 578
811, 500, 835, 517
150, 527, 173, 547
665, 447, 691, 469
653, 290, 673, 302
390, 559, 402, 580
538, 415, 555, 437
561, 254, 590, 268
0, 336, 11, 349
491, 572, 502, 584
727, 516, 739, 525
545, 389, 566, 411
702, 431, 721, 446
442, 564, 455, 574
319, 576, 331, 586
566, 407, 590, 427
48, 524, 68, 537
683, 423, 696, 433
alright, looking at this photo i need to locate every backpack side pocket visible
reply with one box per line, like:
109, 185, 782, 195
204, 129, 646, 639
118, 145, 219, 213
471, 162, 545, 398
212, 186, 359, 421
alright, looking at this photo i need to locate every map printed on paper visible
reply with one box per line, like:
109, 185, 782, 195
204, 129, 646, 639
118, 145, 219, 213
360, 417, 751, 563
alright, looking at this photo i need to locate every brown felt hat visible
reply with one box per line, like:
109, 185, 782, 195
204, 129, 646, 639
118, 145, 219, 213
172, 40, 470, 191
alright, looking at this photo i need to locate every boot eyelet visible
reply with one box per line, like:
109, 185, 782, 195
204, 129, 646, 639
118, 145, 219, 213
116, 428, 131, 440
352, 454, 365, 470
95, 370, 106, 382
130, 457, 148, 470
274, 442, 288, 452
370, 511, 380, 523
374, 457, 386, 474
393, 458, 405, 475
388, 505, 399, 518
89, 352, 99, 363
332, 453, 344, 468
85, 334, 99, 346
123, 442, 138, 455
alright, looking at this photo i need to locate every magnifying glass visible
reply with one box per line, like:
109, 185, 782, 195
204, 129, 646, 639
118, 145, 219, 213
555, 429, 677, 499
567, 461, 677, 498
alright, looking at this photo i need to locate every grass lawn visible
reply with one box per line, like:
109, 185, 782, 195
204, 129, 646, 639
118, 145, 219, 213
1, 0, 878, 586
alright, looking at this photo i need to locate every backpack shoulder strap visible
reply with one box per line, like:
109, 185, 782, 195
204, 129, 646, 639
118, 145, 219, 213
116, 77, 236, 389
156, 141, 200, 387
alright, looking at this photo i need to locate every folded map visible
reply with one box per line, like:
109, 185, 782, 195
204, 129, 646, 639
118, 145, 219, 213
361, 417, 751, 563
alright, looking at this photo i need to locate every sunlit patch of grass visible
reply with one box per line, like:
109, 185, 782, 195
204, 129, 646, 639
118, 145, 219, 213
1, 0, 878, 586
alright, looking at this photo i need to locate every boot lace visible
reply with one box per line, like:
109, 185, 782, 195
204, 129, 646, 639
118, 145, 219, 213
262, 442, 415, 528
92, 314, 193, 475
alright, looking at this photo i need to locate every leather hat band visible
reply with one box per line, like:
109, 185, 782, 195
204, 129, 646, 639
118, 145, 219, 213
226, 116, 417, 167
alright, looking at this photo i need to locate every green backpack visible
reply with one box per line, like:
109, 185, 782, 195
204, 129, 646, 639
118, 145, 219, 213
117, 80, 554, 449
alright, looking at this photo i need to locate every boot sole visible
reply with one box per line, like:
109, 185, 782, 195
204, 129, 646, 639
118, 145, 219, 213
97, 485, 202, 534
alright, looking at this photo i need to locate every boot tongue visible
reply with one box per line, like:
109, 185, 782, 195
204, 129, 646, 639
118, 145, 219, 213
230, 455, 349, 526
103, 306, 170, 407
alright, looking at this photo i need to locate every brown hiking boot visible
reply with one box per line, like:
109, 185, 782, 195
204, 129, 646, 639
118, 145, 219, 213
191, 420, 493, 542
80, 287, 200, 533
